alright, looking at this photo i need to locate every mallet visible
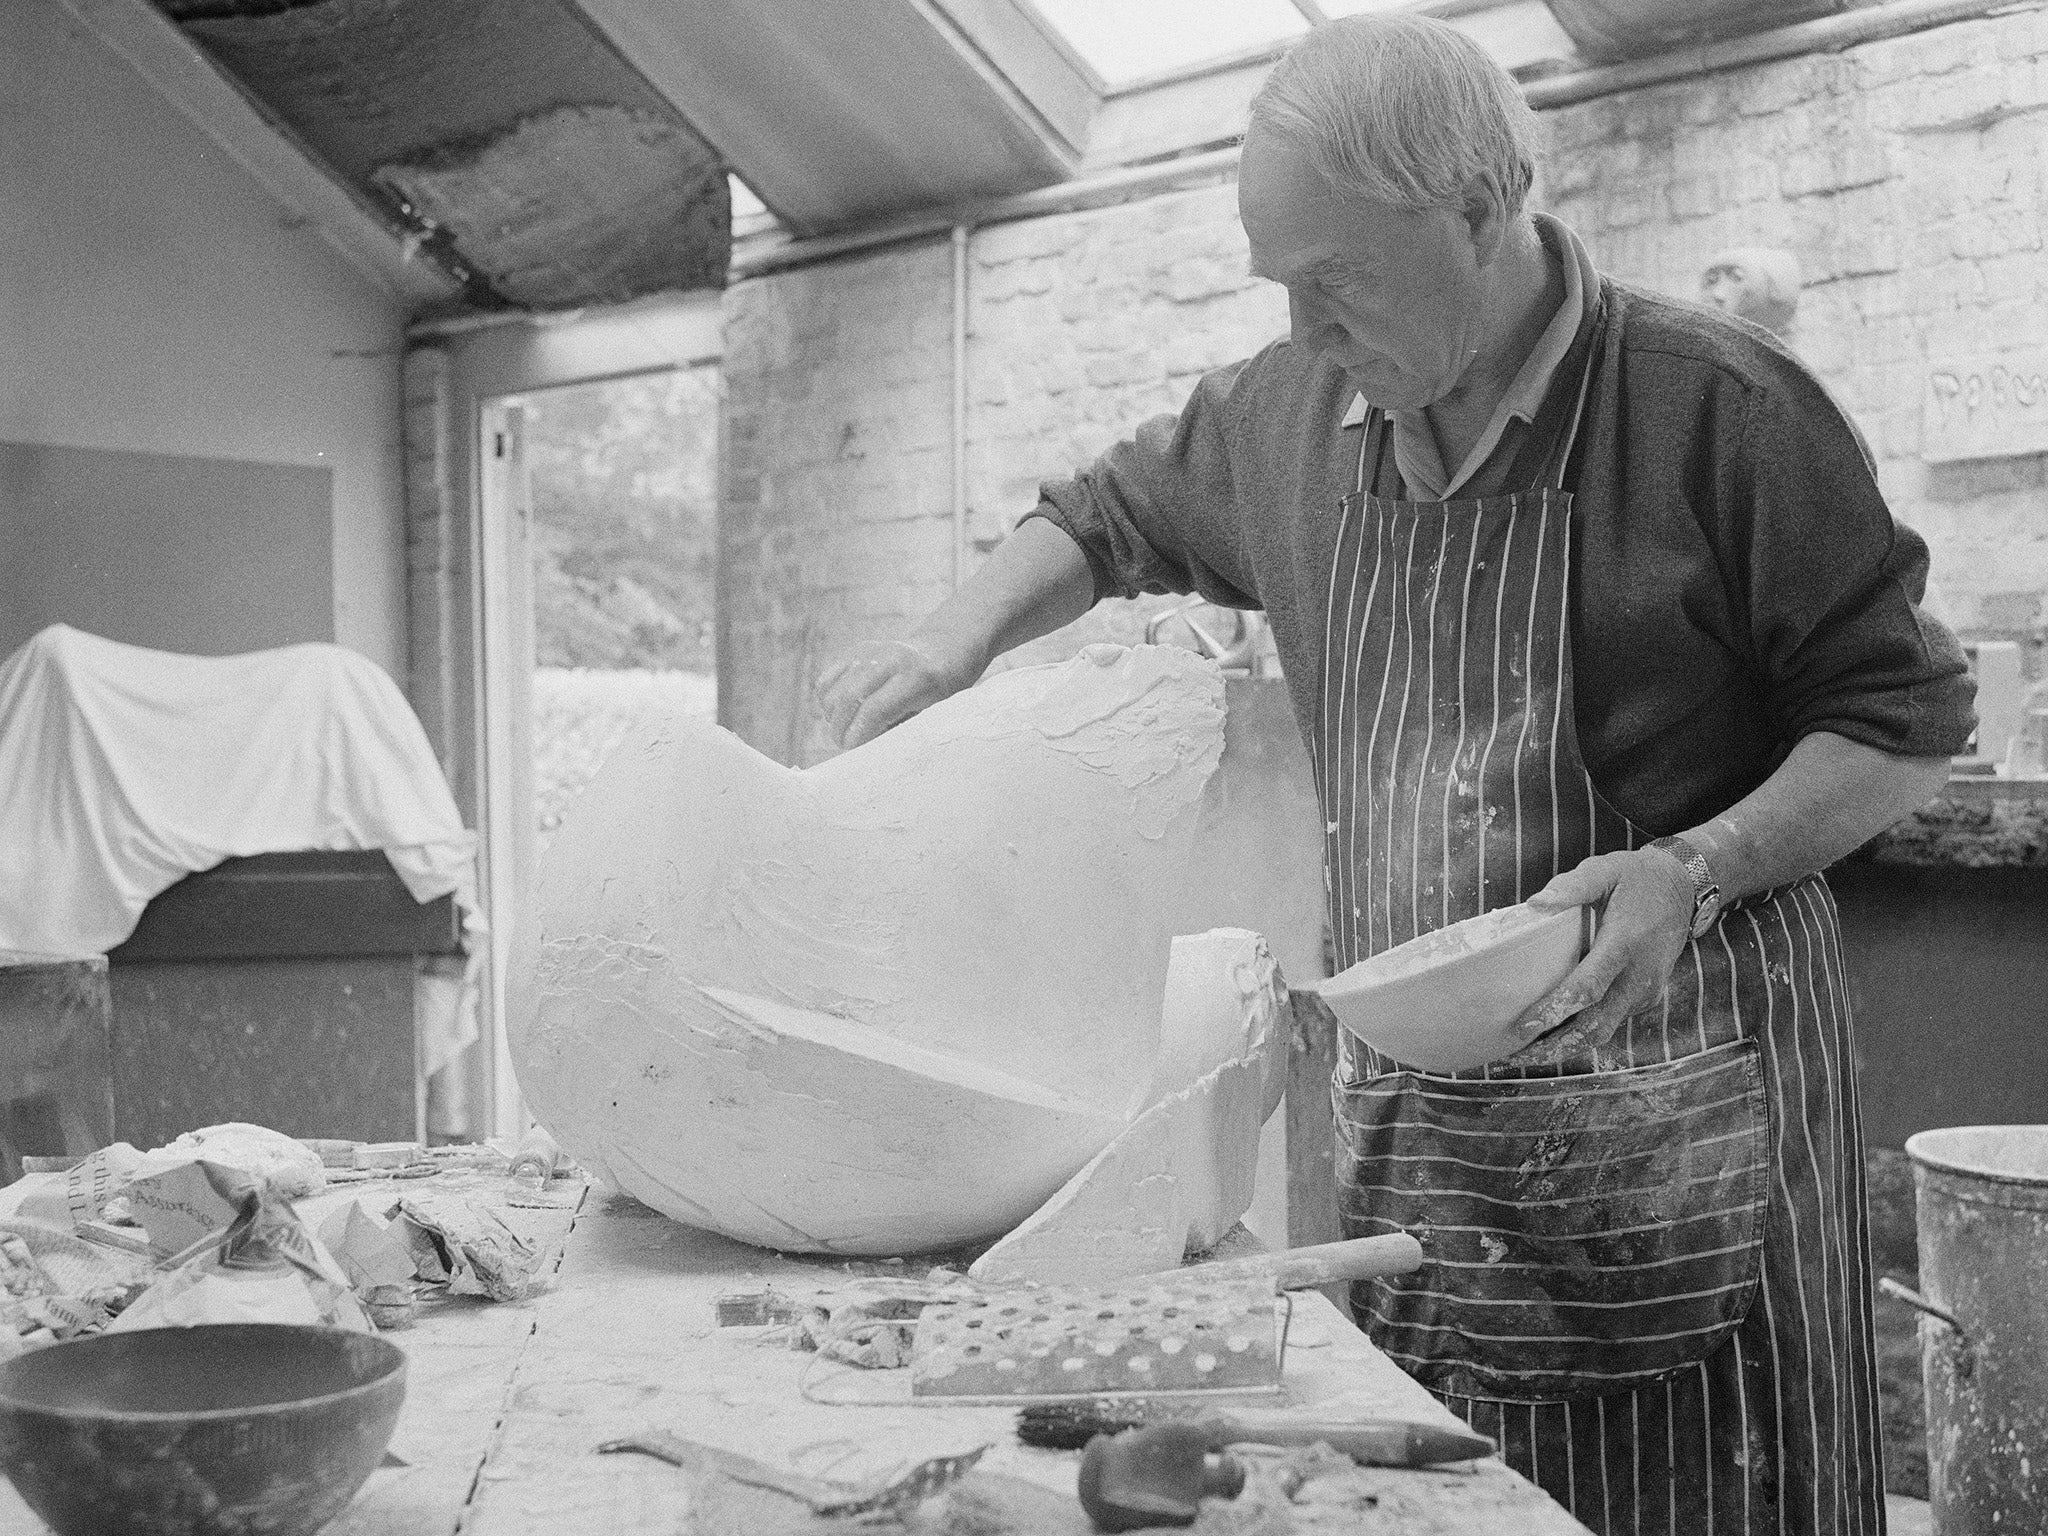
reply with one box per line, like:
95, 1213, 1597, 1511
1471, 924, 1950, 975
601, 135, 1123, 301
1076, 1423, 1246, 1532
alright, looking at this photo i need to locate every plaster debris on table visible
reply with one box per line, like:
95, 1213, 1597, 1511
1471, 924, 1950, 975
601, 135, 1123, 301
318, 1200, 417, 1294
388, 1191, 541, 1302
597, 1427, 993, 1523
107, 1180, 372, 1334
0, 1118, 575, 1355
129, 1121, 327, 1200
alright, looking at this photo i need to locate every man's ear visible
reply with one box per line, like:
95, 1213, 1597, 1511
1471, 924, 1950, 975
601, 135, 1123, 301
1460, 173, 1511, 265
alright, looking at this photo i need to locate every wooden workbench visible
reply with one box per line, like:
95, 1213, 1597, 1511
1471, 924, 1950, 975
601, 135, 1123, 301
0, 1179, 1590, 1535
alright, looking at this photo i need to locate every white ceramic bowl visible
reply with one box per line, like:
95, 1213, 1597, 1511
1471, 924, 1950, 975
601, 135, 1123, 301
1311, 902, 1591, 1072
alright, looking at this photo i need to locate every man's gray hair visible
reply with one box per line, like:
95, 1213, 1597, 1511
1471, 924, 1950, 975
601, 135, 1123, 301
1248, 15, 1540, 217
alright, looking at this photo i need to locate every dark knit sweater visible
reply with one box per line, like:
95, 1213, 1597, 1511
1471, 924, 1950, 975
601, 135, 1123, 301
1026, 277, 1976, 837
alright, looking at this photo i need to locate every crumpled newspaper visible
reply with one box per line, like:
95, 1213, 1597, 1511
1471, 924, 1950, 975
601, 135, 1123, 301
15, 1125, 325, 1254
130, 1122, 325, 1202
388, 1193, 539, 1303
3, 1129, 553, 1341
122, 1157, 279, 1256
316, 1200, 421, 1327
318, 1201, 417, 1293
108, 1185, 371, 1334
0, 1225, 148, 1353
14, 1143, 143, 1232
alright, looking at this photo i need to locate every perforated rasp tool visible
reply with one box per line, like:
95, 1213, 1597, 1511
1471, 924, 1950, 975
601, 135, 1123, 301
911, 1274, 1284, 1399
908, 1232, 1424, 1402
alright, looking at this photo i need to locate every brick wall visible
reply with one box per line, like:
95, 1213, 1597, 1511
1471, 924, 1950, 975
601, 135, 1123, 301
962, 186, 1284, 554
720, 9, 2048, 760
402, 347, 460, 781
720, 181, 1285, 762
721, 240, 960, 760
1538, 6, 2048, 643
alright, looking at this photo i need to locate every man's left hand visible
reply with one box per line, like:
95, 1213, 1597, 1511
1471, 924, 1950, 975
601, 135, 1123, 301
1505, 849, 1697, 1066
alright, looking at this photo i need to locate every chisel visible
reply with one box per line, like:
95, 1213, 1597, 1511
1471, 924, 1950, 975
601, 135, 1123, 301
1017, 1402, 1495, 1467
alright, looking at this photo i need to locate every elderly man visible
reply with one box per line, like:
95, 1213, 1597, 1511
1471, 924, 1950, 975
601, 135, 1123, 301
820, 16, 1971, 1533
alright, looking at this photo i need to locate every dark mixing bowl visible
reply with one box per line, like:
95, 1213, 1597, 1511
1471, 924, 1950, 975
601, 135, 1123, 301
0, 1323, 407, 1536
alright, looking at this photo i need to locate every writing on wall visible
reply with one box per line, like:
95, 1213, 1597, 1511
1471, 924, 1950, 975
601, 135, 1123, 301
1924, 359, 2048, 465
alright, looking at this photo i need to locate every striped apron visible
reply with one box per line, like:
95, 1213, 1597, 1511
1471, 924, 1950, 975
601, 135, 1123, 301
1318, 340, 1886, 1535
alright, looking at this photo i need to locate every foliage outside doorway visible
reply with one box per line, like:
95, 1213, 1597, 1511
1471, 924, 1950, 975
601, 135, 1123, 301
521, 367, 720, 848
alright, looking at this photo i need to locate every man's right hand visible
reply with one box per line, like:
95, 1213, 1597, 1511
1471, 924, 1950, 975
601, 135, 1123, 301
816, 638, 979, 750
813, 517, 1100, 750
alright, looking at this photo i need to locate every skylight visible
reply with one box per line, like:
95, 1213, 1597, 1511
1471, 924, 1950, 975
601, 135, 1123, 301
1025, 0, 1310, 88
1022, 0, 1445, 91
1318, 0, 1432, 15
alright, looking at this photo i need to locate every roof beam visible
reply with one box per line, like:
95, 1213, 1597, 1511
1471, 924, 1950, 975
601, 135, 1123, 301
54, 0, 458, 306
573, 0, 1085, 235
924, 0, 1099, 157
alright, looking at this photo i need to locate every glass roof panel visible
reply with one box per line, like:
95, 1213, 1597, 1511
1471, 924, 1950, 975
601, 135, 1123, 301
1317, 0, 1426, 15
1027, 0, 1310, 87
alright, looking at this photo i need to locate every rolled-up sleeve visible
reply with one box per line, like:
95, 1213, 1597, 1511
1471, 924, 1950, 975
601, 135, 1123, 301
1733, 367, 1976, 758
1022, 360, 1261, 610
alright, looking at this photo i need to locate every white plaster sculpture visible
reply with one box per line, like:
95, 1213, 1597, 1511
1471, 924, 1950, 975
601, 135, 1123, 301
514, 645, 1235, 1254
969, 929, 1291, 1287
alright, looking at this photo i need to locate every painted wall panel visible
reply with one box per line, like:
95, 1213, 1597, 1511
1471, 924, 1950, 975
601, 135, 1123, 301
0, 0, 407, 672
0, 442, 332, 660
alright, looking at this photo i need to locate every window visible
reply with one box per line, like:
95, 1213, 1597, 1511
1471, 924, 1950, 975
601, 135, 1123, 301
1022, 1, 1476, 93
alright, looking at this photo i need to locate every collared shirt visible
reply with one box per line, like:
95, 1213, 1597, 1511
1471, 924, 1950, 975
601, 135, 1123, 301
1338, 214, 1597, 502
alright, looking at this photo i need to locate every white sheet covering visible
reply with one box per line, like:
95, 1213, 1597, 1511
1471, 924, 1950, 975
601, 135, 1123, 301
0, 626, 482, 1077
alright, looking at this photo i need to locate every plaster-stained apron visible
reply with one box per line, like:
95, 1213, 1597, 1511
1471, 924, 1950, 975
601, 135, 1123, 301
1313, 330, 1885, 1535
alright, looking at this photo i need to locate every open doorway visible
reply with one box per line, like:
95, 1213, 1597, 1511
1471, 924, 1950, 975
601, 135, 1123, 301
468, 367, 720, 1136
474, 366, 721, 1123
522, 367, 721, 854
450, 296, 722, 1138
425, 291, 722, 1140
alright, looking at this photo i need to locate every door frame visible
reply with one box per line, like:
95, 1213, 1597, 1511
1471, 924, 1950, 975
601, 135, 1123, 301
409, 290, 723, 1139
472, 399, 536, 1140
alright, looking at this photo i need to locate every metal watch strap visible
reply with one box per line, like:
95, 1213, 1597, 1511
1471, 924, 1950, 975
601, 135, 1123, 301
1650, 834, 1723, 937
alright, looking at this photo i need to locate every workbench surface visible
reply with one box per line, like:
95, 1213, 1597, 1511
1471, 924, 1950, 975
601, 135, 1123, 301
0, 1182, 1592, 1535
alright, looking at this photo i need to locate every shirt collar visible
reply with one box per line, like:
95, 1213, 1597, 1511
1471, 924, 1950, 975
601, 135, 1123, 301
1491, 214, 1593, 432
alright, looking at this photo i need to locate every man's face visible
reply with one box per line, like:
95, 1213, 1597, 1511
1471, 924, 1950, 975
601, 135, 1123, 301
1239, 131, 1490, 410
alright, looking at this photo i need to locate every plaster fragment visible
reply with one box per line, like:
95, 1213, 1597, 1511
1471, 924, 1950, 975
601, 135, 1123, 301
968, 930, 1290, 1287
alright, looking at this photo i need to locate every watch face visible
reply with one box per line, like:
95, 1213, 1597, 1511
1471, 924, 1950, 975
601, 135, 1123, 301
1691, 886, 1723, 937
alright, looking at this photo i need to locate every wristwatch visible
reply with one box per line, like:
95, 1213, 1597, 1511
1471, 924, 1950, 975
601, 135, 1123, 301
1650, 834, 1723, 938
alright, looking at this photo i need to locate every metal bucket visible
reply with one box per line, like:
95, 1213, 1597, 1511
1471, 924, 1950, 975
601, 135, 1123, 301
1903, 1126, 2048, 1534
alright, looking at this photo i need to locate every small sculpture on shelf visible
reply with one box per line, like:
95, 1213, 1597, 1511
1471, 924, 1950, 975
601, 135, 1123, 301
1701, 247, 1801, 340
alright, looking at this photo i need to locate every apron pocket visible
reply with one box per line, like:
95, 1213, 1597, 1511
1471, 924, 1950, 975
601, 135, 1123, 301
1334, 1036, 1767, 1403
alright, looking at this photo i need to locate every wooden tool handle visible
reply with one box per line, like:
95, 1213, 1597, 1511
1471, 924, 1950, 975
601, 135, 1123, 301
1267, 1233, 1424, 1289
1138, 1236, 1425, 1294
1208, 1415, 1494, 1467
1153, 1233, 1424, 1292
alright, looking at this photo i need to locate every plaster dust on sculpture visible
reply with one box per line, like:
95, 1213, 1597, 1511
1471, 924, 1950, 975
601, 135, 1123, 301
513, 643, 1332, 1256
